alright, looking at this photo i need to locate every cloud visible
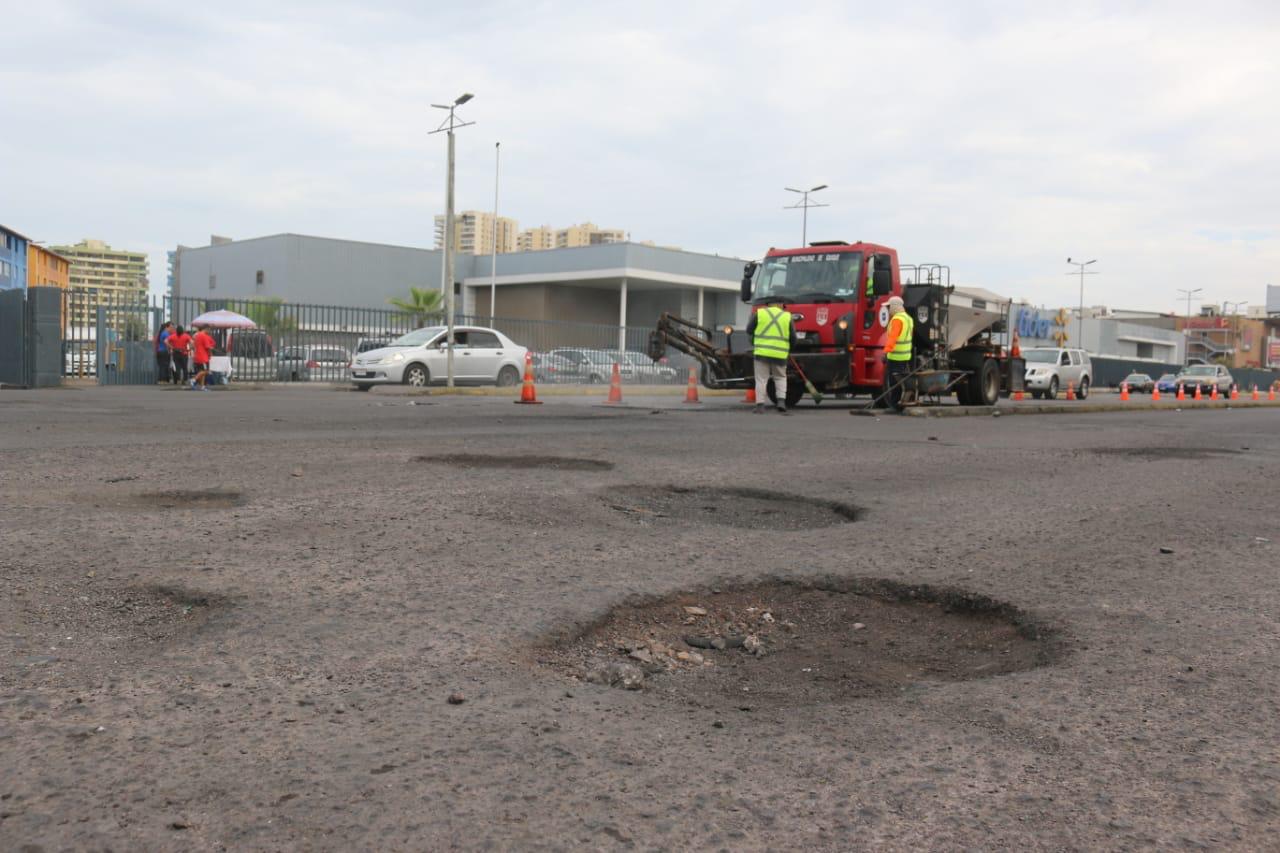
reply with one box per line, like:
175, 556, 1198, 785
2, 0, 1277, 311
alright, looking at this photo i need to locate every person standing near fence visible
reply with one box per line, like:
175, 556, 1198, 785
168, 325, 191, 384
189, 325, 216, 391
154, 321, 174, 385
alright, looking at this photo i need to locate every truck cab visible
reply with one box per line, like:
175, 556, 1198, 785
741, 241, 899, 400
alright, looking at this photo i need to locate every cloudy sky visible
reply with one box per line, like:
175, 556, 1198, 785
4, 0, 1278, 312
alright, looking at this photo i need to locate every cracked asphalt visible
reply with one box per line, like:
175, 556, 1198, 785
2, 385, 1279, 850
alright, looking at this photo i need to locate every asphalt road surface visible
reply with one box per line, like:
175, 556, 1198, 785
2, 386, 1279, 850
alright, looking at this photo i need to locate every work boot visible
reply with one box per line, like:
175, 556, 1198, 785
776, 406, 790, 416
752, 403, 765, 415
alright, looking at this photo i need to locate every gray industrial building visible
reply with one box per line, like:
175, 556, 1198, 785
171, 234, 747, 332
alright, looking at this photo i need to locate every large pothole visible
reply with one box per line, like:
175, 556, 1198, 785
539, 578, 1055, 705
1086, 447, 1242, 460
603, 486, 859, 530
418, 453, 614, 471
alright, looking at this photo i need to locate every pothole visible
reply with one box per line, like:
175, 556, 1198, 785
418, 454, 613, 471
133, 489, 245, 509
538, 578, 1056, 705
603, 486, 858, 529
1087, 447, 1242, 460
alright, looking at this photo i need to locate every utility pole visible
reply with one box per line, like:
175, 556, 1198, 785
1177, 287, 1202, 321
784, 184, 829, 246
489, 141, 500, 324
1066, 257, 1098, 349
430, 93, 475, 388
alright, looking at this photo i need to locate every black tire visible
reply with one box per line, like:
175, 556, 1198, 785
764, 379, 805, 409
496, 365, 520, 387
975, 359, 1000, 406
1078, 377, 1090, 400
1045, 376, 1059, 400
403, 363, 430, 387
355, 384, 373, 392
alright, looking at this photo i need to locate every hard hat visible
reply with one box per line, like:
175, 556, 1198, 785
887, 295, 904, 309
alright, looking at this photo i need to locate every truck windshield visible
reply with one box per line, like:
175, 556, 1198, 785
752, 252, 863, 302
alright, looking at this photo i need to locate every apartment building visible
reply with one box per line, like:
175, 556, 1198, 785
0, 225, 30, 291
52, 238, 149, 328
555, 222, 626, 249
433, 211, 519, 255
28, 244, 71, 290
517, 225, 556, 252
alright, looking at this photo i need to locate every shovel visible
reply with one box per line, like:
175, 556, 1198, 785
789, 357, 824, 404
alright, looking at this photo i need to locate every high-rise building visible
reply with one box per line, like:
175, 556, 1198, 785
53, 238, 149, 329
554, 222, 626, 249
517, 226, 555, 252
433, 211, 518, 256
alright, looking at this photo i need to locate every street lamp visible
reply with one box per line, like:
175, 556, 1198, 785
429, 92, 475, 388
784, 184, 829, 246
1177, 287, 1203, 320
1066, 257, 1098, 349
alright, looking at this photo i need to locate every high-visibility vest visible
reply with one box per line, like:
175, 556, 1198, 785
886, 310, 914, 362
752, 305, 792, 360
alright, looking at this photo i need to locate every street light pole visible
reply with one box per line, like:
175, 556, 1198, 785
784, 184, 829, 246
489, 141, 500, 325
1177, 287, 1203, 321
1066, 257, 1098, 349
430, 93, 475, 389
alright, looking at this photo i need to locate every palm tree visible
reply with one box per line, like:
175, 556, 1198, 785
238, 298, 298, 335
387, 287, 444, 327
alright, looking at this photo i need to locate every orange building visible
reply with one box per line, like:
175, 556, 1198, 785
28, 244, 71, 290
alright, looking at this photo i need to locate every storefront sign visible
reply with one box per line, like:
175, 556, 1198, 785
1016, 308, 1070, 345
1268, 336, 1280, 368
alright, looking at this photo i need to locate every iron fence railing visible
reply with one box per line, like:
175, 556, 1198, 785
60, 289, 699, 386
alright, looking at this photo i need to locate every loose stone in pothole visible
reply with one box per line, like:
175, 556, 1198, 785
543, 579, 1055, 706
603, 486, 859, 530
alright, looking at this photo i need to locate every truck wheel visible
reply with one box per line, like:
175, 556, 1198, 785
975, 359, 1000, 406
1045, 376, 1059, 400
786, 382, 805, 408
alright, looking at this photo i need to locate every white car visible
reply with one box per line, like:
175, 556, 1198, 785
1023, 347, 1092, 400
349, 325, 527, 391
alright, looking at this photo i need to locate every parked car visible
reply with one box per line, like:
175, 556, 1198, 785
1174, 363, 1233, 395
355, 336, 397, 354
64, 348, 97, 377
1121, 372, 1155, 393
277, 345, 352, 382
349, 325, 527, 390
1155, 373, 1180, 394
1023, 347, 1093, 400
530, 352, 578, 384
548, 348, 635, 384
611, 351, 679, 383
205, 328, 276, 382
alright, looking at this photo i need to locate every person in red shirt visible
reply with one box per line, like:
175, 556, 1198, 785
190, 326, 217, 390
167, 326, 192, 384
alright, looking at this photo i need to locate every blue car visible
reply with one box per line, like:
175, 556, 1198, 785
1155, 373, 1180, 394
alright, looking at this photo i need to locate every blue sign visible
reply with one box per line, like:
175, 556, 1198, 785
1016, 308, 1053, 339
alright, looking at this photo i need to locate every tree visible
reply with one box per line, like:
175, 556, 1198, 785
238, 297, 298, 335
387, 287, 444, 327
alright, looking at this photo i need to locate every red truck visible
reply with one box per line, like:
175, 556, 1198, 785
650, 240, 1024, 407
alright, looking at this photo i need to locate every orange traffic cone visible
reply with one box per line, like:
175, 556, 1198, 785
1210, 384, 1219, 401
514, 352, 541, 405
1013, 388, 1024, 402
1066, 381, 1076, 401
683, 366, 700, 404
1120, 382, 1130, 401
1152, 383, 1161, 401
605, 362, 623, 404
1176, 384, 1185, 401
744, 387, 757, 404
1194, 384, 1202, 401
1251, 384, 1259, 402
1270, 384, 1277, 402
1230, 383, 1239, 401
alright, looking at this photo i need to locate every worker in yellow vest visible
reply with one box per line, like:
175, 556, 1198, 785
747, 295, 797, 414
882, 295, 914, 412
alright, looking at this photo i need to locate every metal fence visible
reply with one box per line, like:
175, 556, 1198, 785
60, 289, 702, 386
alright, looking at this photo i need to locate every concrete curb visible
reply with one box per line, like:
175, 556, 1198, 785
898, 400, 1280, 417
